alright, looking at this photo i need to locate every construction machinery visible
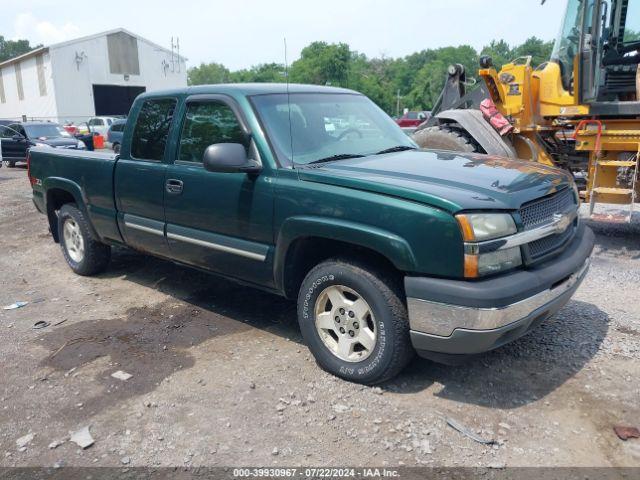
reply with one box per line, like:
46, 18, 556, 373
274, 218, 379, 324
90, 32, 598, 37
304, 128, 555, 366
413, 0, 640, 221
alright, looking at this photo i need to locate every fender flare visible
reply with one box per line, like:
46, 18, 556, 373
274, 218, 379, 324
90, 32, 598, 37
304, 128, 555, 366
435, 109, 517, 158
273, 216, 417, 292
42, 177, 100, 242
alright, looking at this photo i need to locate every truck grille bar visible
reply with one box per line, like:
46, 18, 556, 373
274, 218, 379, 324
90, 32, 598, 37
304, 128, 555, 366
519, 188, 578, 262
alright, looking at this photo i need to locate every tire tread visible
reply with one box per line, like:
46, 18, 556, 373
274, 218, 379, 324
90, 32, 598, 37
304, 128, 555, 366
412, 125, 481, 153
58, 204, 111, 276
299, 257, 414, 384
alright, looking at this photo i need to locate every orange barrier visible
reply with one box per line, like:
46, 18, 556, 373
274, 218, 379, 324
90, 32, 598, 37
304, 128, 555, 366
93, 134, 105, 150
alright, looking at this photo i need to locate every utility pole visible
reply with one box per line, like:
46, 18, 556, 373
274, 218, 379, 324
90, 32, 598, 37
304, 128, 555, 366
176, 37, 181, 73
170, 37, 175, 73
396, 89, 401, 117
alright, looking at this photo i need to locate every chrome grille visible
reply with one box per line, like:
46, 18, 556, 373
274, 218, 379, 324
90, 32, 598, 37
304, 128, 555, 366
519, 188, 578, 262
520, 188, 576, 230
528, 224, 575, 259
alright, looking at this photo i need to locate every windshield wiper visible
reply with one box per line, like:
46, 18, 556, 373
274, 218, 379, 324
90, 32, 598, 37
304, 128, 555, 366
306, 153, 366, 165
375, 146, 417, 155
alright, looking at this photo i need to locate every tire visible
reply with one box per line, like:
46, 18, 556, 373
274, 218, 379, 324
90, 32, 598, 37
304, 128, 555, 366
412, 125, 480, 153
58, 204, 111, 276
2, 160, 16, 168
113, 143, 121, 154
297, 258, 414, 385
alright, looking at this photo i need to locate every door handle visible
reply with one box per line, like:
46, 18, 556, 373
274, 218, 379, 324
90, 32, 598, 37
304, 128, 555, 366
165, 179, 183, 194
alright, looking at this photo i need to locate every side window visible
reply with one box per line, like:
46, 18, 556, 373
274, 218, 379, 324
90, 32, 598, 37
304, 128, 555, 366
178, 101, 246, 163
0, 125, 13, 138
9, 124, 26, 137
131, 98, 176, 161
623, 2, 639, 43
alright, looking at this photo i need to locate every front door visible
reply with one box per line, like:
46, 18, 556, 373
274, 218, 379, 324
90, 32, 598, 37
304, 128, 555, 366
163, 95, 275, 287
114, 97, 177, 257
579, 0, 605, 103
1, 124, 28, 161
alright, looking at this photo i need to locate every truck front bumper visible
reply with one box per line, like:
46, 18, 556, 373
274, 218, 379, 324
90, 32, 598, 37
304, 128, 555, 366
405, 225, 594, 363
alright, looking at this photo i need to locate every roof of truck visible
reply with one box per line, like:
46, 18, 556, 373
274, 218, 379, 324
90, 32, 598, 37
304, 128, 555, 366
139, 83, 359, 99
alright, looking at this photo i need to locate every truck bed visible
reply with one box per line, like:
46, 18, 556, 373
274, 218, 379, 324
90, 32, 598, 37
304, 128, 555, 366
29, 147, 122, 244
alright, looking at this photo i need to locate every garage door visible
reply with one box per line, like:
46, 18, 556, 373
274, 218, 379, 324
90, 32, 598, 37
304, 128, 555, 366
93, 85, 146, 116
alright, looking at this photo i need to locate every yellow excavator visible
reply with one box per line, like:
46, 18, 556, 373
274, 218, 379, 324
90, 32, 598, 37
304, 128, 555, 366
413, 0, 640, 221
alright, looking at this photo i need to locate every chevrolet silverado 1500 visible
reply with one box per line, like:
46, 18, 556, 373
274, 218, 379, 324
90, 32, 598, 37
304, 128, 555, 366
29, 84, 594, 384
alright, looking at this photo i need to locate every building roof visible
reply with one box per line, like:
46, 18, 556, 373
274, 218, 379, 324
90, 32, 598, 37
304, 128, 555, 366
0, 47, 48, 69
0, 28, 187, 69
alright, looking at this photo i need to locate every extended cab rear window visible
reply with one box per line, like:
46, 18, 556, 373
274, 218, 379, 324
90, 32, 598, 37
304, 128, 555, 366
131, 98, 177, 161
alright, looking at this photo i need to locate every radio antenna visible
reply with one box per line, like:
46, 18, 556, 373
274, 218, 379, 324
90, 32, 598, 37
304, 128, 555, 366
284, 38, 294, 165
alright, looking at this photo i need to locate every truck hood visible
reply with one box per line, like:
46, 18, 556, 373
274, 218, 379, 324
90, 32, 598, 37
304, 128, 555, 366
297, 149, 573, 212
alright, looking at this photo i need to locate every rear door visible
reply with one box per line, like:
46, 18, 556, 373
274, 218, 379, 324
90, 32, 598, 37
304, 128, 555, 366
163, 94, 275, 286
114, 97, 177, 257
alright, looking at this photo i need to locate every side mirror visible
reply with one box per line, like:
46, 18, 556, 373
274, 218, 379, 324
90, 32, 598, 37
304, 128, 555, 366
12, 134, 25, 142
202, 143, 261, 175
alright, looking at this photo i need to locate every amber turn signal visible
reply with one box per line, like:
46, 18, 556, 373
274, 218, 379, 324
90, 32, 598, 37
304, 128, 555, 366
464, 254, 479, 278
456, 215, 476, 242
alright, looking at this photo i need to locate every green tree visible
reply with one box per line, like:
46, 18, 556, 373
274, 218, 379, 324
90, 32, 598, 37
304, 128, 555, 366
187, 62, 231, 85
512, 36, 554, 67
403, 45, 478, 111
0, 36, 40, 63
290, 42, 351, 86
230, 63, 286, 83
186, 37, 558, 115
624, 29, 640, 42
480, 39, 513, 70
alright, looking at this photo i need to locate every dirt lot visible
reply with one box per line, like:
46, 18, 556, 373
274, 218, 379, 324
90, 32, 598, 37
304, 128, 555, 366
0, 165, 639, 468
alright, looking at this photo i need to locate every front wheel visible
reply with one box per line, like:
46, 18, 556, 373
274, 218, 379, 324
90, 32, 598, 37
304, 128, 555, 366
58, 204, 111, 276
412, 125, 480, 153
112, 143, 121, 154
297, 258, 414, 384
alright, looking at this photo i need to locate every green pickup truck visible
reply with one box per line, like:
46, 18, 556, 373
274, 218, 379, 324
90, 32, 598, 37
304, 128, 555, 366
29, 84, 594, 384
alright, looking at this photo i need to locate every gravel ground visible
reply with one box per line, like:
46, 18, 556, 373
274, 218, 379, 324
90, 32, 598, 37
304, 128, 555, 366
0, 165, 639, 468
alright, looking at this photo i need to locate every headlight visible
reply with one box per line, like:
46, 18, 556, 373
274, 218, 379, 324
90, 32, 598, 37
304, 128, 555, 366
77, 140, 87, 149
457, 213, 521, 278
33, 142, 52, 148
473, 246, 522, 276
456, 213, 517, 242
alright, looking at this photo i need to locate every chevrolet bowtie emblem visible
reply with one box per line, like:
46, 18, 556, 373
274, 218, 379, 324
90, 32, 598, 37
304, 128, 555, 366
553, 212, 572, 233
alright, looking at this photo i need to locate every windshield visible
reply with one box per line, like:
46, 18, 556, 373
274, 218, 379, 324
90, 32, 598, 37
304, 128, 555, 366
251, 93, 415, 166
622, 0, 640, 43
551, 0, 584, 91
25, 124, 71, 139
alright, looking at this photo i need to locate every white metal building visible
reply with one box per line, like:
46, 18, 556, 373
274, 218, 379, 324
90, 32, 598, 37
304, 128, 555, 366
0, 28, 187, 124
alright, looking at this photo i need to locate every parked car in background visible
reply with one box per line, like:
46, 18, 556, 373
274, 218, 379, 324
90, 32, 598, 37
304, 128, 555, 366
87, 117, 117, 138
0, 121, 86, 167
396, 111, 430, 129
62, 123, 79, 135
107, 119, 127, 153
0, 120, 14, 167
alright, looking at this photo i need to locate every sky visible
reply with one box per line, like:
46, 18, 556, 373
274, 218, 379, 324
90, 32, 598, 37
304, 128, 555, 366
1, 0, 567, 70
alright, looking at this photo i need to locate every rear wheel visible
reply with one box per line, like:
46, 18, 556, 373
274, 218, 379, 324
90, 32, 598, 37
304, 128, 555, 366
58, 204, 111, 276
412, 125, 480, 153
297, 258, 413, 384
